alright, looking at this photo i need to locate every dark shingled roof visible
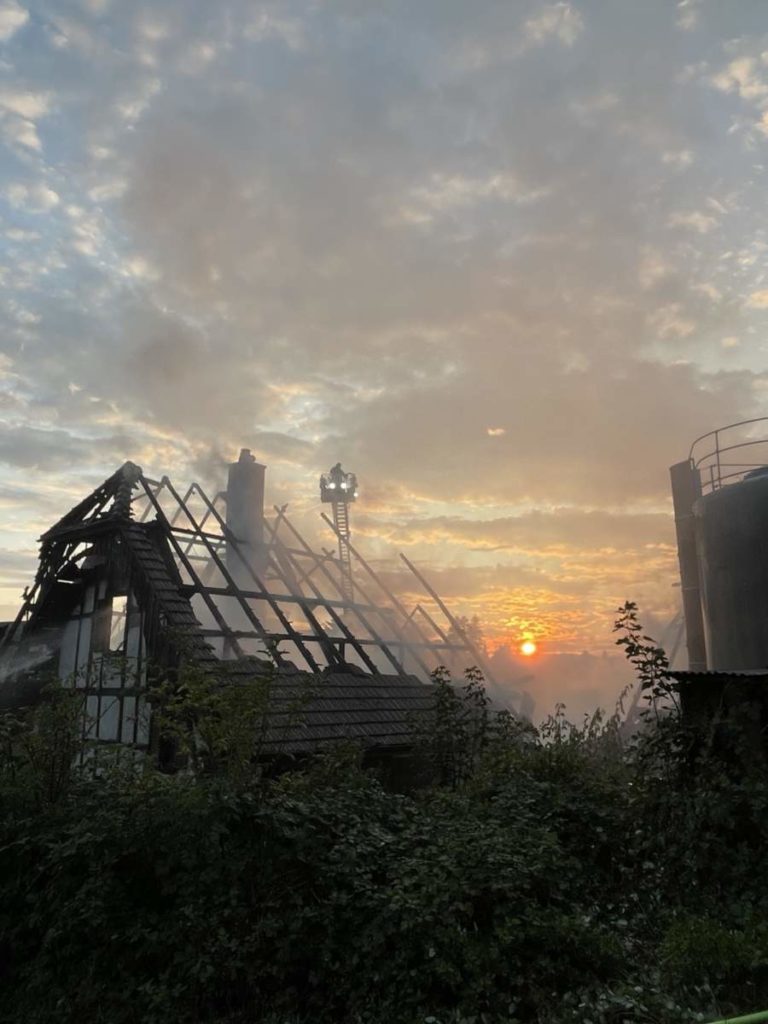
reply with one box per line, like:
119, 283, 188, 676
119, 521, 222, 668
121, 522, 436, 753
252, 671, 434, 753
120, 525, 436, 753
110, 522, 436, 752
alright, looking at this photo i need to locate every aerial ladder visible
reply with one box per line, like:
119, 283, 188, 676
320, 463, 358, 605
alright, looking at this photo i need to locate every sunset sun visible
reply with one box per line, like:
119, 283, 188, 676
520, 640, 537, 657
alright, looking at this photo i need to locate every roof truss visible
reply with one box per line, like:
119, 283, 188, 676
2, 464, 500, 687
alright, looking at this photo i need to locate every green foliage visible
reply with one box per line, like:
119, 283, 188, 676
660, 917, 766, 987
0, 606, 767, 1023
151, 657, 317, 780
412, 665, 496, 788
0, 680, 86, 808
151, 660, 271, 781
613, 600, 674, 706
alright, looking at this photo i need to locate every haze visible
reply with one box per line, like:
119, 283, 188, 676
1, 0, 767, 716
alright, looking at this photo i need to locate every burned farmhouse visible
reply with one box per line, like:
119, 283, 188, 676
0, 452, 502, 763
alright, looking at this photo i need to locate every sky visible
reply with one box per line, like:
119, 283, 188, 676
1, 0, 768, 713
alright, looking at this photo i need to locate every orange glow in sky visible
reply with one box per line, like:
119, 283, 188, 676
520, 640, 537, 657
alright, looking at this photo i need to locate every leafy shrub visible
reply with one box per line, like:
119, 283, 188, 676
660, 917, 765, 987
0, 606, 767, 1023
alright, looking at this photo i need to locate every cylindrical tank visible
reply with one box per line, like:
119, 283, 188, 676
694, 470, 768, 670
670, 459, 707, 670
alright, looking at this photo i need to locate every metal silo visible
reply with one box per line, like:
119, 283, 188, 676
671, 419, 768, 671
694, 468, 768, 670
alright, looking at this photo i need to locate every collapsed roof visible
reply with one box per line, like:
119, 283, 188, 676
0, 458, 503, 754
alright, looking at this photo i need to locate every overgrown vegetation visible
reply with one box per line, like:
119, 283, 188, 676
0, 602, 767, 1023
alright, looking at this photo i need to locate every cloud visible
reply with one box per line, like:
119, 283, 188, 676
401, 172, 547, 222
249, 430, 315, 465
359, 508, 676, 554
5, 227, 38, 241
5, 181, 59, 212
712, 57, 768, 102
0, 90, 50, 119
0, 91, 50, 153
648, 303, 696, 340
668, 210, 717, 233
0, 115, 41, 151
121, 254, 156, 278
676, 1, 701, 33
0, 1, 27, 42
693, 281, 721, 302
177, 41, 217, 75
661, 149, 694, 168
116, 76, 161, 123
0, 0, 766, 671
0, 424, 138, 470
244, 10, 306, 51
524, 2, 584, 47
0, 546, 38, 579
748, 290, 768, 309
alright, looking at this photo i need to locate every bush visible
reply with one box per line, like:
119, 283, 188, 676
0, 607, 767, 1022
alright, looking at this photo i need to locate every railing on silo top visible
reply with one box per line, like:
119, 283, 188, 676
689, 416, 768, 494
